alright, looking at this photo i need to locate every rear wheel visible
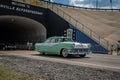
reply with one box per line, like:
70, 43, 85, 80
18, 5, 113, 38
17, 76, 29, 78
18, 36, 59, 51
61, 49, 69, 58
79, 54, 86, 58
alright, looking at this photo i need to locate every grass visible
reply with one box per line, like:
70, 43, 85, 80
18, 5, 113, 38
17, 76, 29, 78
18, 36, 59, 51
0, 65, 30, 80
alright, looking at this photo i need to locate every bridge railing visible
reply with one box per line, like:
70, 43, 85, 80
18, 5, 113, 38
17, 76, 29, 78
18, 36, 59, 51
41, 1, 120, 12
44, 2, 110, 51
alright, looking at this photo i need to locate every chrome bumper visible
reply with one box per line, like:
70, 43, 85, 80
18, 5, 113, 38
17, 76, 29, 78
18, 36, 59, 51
69, 49, 91, 55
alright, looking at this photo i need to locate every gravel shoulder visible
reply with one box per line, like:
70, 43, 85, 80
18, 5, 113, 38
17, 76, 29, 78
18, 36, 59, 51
0, 54, 120, 80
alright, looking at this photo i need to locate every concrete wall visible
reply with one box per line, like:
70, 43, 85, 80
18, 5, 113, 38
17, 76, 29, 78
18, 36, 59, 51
69, 24, 108, 53
46, 9, 69, 38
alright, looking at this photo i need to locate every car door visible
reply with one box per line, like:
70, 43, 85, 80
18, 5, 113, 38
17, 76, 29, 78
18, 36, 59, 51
47, 38, 59, 54
39, 38, 51, 52
40, 38, 57, 53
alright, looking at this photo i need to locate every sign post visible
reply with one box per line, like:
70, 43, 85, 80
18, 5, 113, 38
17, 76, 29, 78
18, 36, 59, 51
110, 0, 112, 10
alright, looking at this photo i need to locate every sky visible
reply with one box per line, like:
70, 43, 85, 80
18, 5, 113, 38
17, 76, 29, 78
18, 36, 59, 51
43, 0, 120, 9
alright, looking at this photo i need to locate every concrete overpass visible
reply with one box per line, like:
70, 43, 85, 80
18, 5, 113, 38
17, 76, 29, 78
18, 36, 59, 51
41, 1, 120, 52
0, 0, 69, 45
57, 6, 120, 45
1, 0, 120, 53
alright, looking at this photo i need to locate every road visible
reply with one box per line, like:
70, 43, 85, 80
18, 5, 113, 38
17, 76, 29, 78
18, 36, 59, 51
0, 51, 120, 72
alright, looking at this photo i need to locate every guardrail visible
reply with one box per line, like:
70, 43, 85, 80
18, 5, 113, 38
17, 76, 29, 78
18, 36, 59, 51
42, 1, 120, 12
43, 2, 110, 50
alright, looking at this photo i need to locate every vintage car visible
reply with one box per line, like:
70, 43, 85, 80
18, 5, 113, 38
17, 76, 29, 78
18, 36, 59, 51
35, 37, 91, 57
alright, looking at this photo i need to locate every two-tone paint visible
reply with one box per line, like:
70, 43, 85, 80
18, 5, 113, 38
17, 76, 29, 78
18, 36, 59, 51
35, 37, 91, 57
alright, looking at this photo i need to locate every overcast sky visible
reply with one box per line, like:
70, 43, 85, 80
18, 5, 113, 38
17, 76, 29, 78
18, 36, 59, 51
44, 0, 120, 9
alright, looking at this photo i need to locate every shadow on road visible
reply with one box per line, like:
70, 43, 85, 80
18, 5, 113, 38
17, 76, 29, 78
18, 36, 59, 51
31, 54, 91, 59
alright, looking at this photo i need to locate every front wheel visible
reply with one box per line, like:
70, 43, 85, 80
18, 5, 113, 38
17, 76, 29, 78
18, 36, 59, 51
61, 49, 69, 58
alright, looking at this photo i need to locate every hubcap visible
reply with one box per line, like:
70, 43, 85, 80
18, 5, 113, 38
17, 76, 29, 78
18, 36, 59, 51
62, 49, 68, 57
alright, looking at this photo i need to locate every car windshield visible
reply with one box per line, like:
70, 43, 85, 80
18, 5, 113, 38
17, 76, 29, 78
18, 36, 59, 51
44, 37, 74, 43
44, 38, 51, 43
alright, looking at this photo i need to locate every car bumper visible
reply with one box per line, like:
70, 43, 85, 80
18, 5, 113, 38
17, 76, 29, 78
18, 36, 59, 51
68, 49, 91, 55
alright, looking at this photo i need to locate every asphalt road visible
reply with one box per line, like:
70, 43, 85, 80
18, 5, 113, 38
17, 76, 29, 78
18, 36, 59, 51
0, 51, 120, 72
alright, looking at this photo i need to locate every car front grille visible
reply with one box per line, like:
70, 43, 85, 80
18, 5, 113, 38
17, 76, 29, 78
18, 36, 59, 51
71, 49, 89, 52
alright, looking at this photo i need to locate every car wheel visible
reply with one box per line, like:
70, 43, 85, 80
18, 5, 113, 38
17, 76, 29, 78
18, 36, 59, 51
79, 54, 86, 58
61, 49, 69, 58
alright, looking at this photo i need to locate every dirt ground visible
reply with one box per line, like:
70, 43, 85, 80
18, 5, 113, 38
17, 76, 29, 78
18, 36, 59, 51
0, 54, 120, 80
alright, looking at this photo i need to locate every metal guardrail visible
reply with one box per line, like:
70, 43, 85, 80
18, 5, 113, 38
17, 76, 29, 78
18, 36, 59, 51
42, 1, 120, 12
43, 2, 110, 50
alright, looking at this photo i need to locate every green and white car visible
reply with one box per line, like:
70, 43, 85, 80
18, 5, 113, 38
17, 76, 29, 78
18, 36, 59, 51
35, 37, 91, 57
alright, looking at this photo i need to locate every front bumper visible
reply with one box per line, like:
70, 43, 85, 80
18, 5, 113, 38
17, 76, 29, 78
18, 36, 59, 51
69, 49, 91, 55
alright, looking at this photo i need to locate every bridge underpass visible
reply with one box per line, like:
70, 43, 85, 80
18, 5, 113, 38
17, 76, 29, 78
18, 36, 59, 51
0, 0, 69, 50
0, 16, 46, 44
